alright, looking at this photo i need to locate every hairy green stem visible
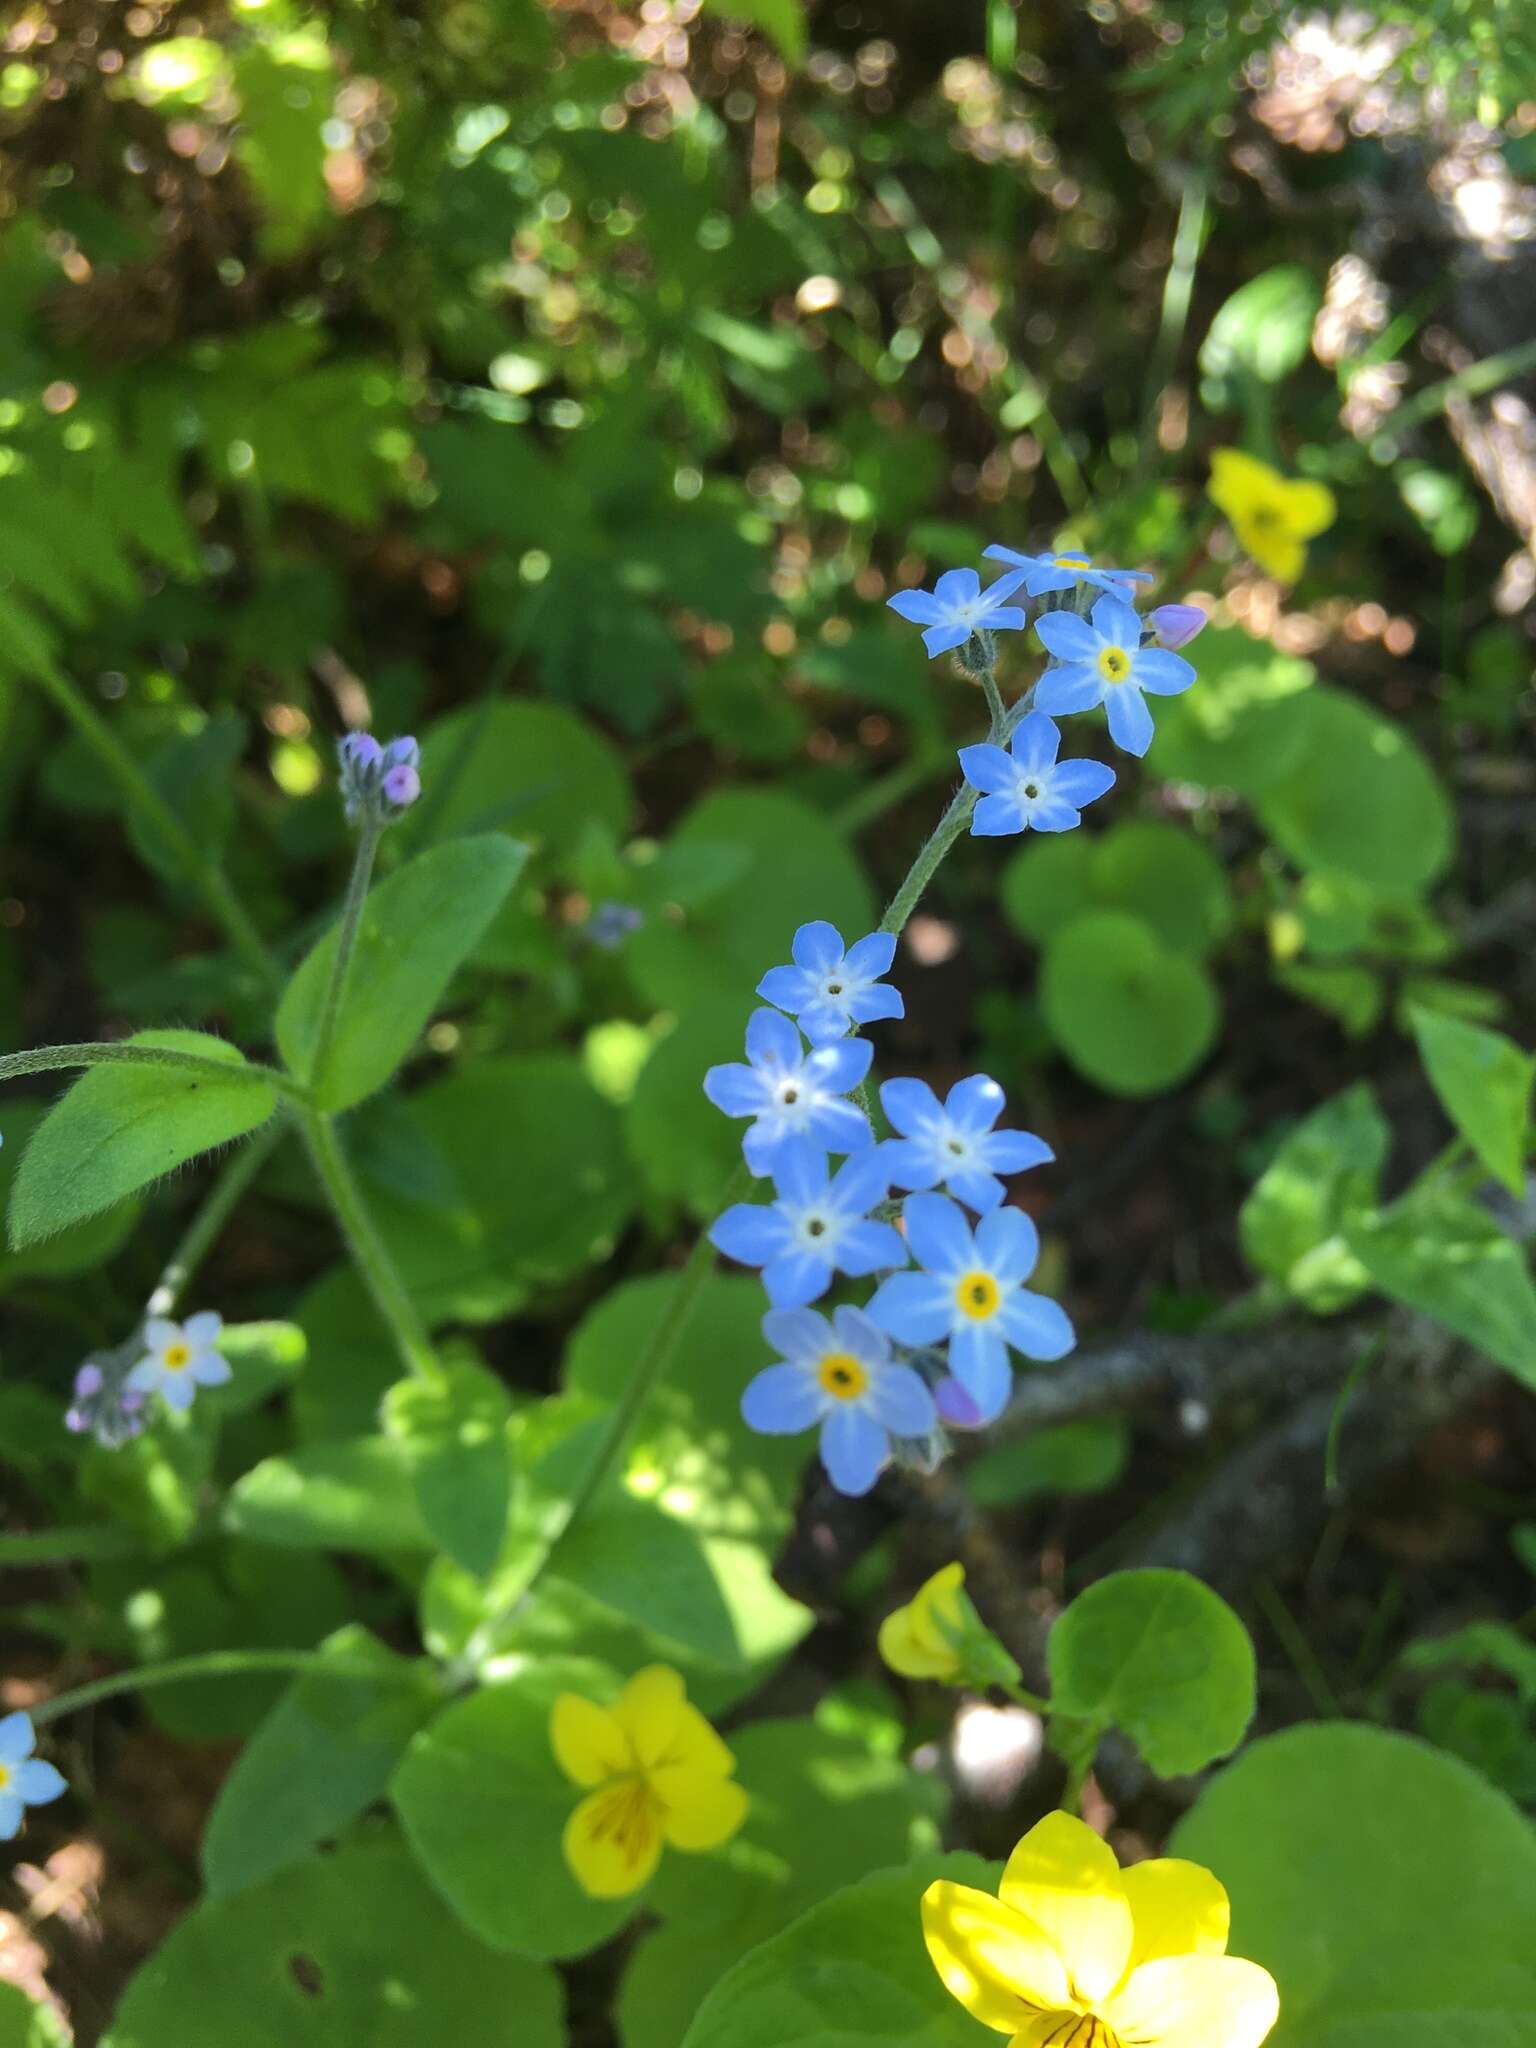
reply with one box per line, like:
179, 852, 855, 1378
1000, 1679, 1053, 1717
26, 667, 279, 992
308, 822, 381, 1098
979, 666, 1007, 735
0, 1041, 308, 1102
298, 1108, 442, 1382
29, 1648, 409, 1727
146, 1122, 284, 1318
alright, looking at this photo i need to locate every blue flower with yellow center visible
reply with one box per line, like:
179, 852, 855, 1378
983, 544, 1153, 600
1034, 595, 1195, 758
741, 1303, 937, 1496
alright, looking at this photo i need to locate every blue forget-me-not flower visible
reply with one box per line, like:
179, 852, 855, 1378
1034, 595, 1196, 757
868, 1194, 1075, 1424
982, 544, 1153, 601
710, 1140, 903, 1308
886, 566, 1029, 658
880, 1074, 1053, 1214
126, 1312, 231, 1414
704, 1009, 872, 1175
0, 1714, 66, 1840
741, 1303, 938, 1497
757, 922, 904, 1045
958, 712, 1116, 838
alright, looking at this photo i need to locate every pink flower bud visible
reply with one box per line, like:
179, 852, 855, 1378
934, 1376, 987, 1430
1147, 602, 1207, 650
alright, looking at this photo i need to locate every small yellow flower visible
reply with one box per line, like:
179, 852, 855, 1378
878, 1562, 973, 1681
1207, 448, 1335, 584
550, 1665, 747, 1899
924, 1811, 1279, 2048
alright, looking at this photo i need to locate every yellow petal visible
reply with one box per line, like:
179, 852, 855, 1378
998, 1813, 1133, 2003
613, 1664, 686, 1770
1207, 448, 1280, 519
562, 1780, 663, 1899
1239, 524, 1305, 583
879, 1605, 961, 1679
922, 1879, 1072, 2034
880, 1563, 968, 1677
1120, 1860, 1230, 1971
550, 1693, 630, 1788
651, 1698, 736, 1780
657, 1769, 749, 1851
1279, 478, 1336, 539
1102, 1953, 1279, 2048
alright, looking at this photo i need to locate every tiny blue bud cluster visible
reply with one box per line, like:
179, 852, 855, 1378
704, 923, 1069, 1499
65, 1311, 232, 1445
337, 732, 421, 827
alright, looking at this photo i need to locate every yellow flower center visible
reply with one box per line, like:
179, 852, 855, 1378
0, 1764, 10, 1792
1053, 553, 1088, 569
1041, 2015, 1121, 2048
579, 1775, 664, 1875
1096, 645, 1131, 685
1246, 502, 1282, 531
954, 1271, 1000, 1320
163, 1343, 192, 1371
817, 1351, 869, 1401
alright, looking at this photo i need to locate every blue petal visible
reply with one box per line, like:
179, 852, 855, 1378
756, 963, 815, 1012
1134, 647, 1197, 696
866, 1270, 953, 1344
1033, 667, 1104, 716
957, 742, 1015, 796
879, 1076, 942, 1136
997, 1288, 1076, 1361
846, 984, 904, 1026
1089, 593, 1141, 647
922, 623, 971, 656
984, 605, 1028, 632
829, 1145, 889, 1219
975, 1204, 1040, 1282
945, 1074, 1006, 1134
771, 1137, 830, 1207
844, 930, 897, 980
792, 920, 845, 972
810, 1037, 873, 1093
710, 1203, 789, 1267
981, 566, 1029, 604
704, 1062, 769, 1118
746, 1007, 804, 1068
933, 567, 981, 605
882, 1137, 939, 1192
806, 1098, 872, 1156
981, 1129, 1054, 1175
0, 1793, 22, 1841
902, 1192, 974, 1276
1022, 563, 1079, 596
982, 543, 1035, 570
763, 1249, 833, 1308
1052, 759, 1117, 806
1028, 798, 1084, 833
796, 999, 851, 1045
1034, 611, 1099, 660
1009, 712, 1062, 775
832, 1303, 891, 1366
934, 1374, 986, 1429
837, 1219, 907, 1275
865, 1362, 938, 1437
0, 1713, 33, 1765
948, 1324, 1012, 1422
971, 793, 1027, 837
819, 1404, 889, 1496
741, 1363, 823, 1434
946, 1166, 1005, 1213
13, 1759, 65, 1806
886, 588, 946, 624
1105, 686, 1155, 757
742, 1123, 789, 1176
763, 1305, 833, 1364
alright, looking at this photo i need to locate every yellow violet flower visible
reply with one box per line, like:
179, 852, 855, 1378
924, 1810, 1279, 2048
879, 1562, 972, 1680
1207, 448, 1335, 584
550, 1665, 747, 1899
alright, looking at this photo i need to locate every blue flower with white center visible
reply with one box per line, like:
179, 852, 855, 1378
867, 1194, 1075, 1424
704, 1009, 873, 1175
126, 1311, 231, 1414
958, 712, 1116, 838
709, 1139, 903, 1308
886, 566, 1029, 658
757, 921, 904, 1046
982, 544, 1153, 601
1034, 595, 1195, 758
880, 1074, 1053, 1214
0, 1714, 66, 1840
741, 1303, 938, 1497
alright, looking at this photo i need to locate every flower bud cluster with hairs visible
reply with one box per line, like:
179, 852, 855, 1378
337, 732, 422, 826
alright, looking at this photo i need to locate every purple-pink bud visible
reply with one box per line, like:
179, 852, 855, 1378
382, 763, 420, 809
933, 1376, 987, 1430
1147, 602, 1207, 650
339, 731, 383, 772
64, 1407, 87, 1434
74, 1363, 104, 1399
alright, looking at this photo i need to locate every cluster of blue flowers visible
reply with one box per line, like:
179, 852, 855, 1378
887, 546, 1206, 831
704, 922, 1072, 1498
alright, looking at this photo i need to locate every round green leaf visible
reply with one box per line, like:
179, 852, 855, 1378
106, 1837, 564, 2047
417, 697, 632, 858
1199, 265, 1322, 403
1255, 687, 1453, 894
1147, 627, 1316, 798
1047, 1567, 1256, 1777
1172, 1724, 1536, 2043
1088, 822, 1233, 958
391, 1663, 635, 1960
1041, 913, 1219, 1097
626, 790, 873, 1011
625, 994, 755, 1219
999, 833, 1098, 946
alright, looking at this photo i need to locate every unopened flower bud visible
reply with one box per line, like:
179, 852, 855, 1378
1146, 602, 1207, 650
382, 763, 421, 810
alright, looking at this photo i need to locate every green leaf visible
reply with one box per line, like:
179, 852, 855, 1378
1001, 822, 1231, 960
106, 1837, 565, 2048
382, 1363, 514, 1577
0, 1983, 67, 2048
1409, 1005, 1532, 1197
7, 1032, 276, 1249
999, 833, 1098, 947
1047, 1568, 1256, 1777
552, 1495, 745, 1666
1148, 628, 1317, 799
626, 994, 756, 1220
1199, 265, 1322, 405
1273, 961, 1384, 1040
417, 698, 632, 859
391, 1661, 636, 1960
1346, 1182, 1536, 1391
276, 836, 526, 1111
202, 1627, 442, 1899
965, 1418, 1130, 1510
0, 1100, 139, 1290
1040, 912, 1219, 1097
1239, 1084, 1387, 1311
681, 1854, 1000, 2048
224, 1438, 432, 1555
700, 0, 805, 64
1172, 1724, 1536, 2044
1255, 687, 1453, 896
